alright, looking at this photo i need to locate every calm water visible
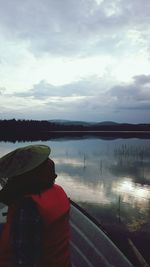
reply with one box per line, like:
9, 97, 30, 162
0, 137, 150, 264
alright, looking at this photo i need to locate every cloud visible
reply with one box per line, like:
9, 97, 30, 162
13, 78, 106, 99
0, 87, 6, 95
4, 74, 150, 116
134, 74, 150, 85
0, 48, 150, 123
0, 1, 150, 123
0, 0, 150, 56
109, 74, 150, 110
41, 73, 150, 120
15, 81, 56, 98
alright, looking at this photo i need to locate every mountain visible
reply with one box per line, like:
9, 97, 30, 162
48, 120, 119, 126
96, 121, 119, 125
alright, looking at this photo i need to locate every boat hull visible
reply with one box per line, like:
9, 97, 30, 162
70, 201, 134, 267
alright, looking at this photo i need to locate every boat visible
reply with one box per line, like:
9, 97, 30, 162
70, 200, 134, 267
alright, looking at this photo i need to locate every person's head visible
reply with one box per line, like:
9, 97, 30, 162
0, 145, 57, 205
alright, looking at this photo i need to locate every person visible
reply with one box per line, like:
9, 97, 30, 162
0, 144, 70, 267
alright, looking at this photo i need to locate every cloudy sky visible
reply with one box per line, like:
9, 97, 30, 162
0, 0, 150, 123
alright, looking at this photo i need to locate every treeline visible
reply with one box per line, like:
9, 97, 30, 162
0, 119, 54, 141
0, 119, 150, 142
0, 119, 150, 132
0, 119, 53, 132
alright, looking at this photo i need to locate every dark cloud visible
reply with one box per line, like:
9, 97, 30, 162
57, 74, 150, 119
0, 0, 149, 56
109, 74, 150, 110
134, 74, 150, 85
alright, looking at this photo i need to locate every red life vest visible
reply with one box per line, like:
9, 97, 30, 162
0, 184, 70, 267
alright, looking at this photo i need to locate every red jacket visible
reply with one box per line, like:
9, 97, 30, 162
0, 184, 70, 267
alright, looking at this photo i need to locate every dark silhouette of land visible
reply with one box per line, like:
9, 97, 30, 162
0, 119, 150, 142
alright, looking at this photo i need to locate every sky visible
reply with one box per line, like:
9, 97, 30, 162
0, 0, 150, 123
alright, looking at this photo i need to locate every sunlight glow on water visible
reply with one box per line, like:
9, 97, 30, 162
57, 174, 111, 204
112, 178, 150, 202
54, 158, 83, 166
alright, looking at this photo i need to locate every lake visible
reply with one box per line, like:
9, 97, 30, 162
0, 136, 150, 265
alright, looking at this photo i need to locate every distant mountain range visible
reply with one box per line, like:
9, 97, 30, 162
48, 120, 119, 126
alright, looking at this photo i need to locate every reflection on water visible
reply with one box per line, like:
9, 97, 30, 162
57, 175, 111, 205
0, 138, 150, 263
113, 178, 150, 202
